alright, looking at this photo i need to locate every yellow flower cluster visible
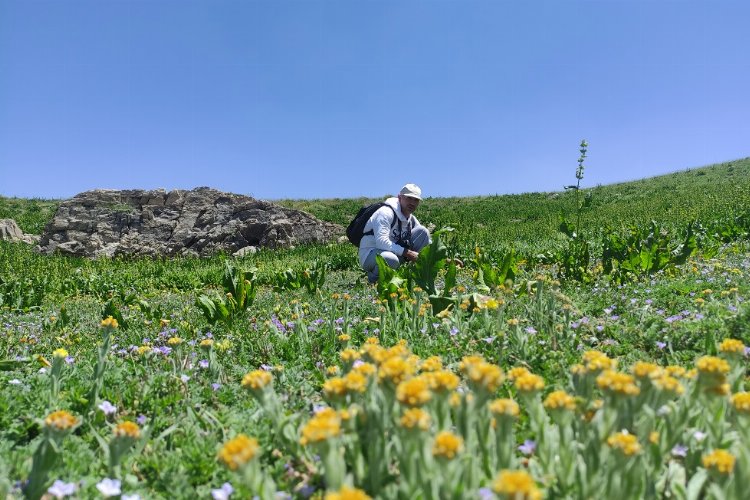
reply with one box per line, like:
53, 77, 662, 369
596, 370, 640, 397
241, 370, 273, 391
581, 350, 617, 373
651, 374, 684, 396
300, 408, 341, 445
199, 339, 214, 349
167, 336, 183, 346
378, 357, 417, 386
543, 390, 576, 411
324, 485, 372, 500
114, 421, 141, 439
420, 356, 443, 372
218, 434, 260, 470
432, 431, 464, 459
459, 356, 505, 393
44, 410, 79, 431
695, 356, 730, 394
489, 398, 520, 418
631, 361, 662, 379
400, 408, 431, 431
52, 348, 69, 359
732, 392, 750, 414
396, 376, 432, 407
702, 449, 735, 474
491, 469, 542, 500
506, 367, 531, 381
514, 373, 545, 393
100, 316, 119, 329
607, 431, 641, 456
340, 348, 360, 363
718, 338, 745, 355
424, 370, 460, 393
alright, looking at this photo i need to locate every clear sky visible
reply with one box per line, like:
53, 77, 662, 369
1, 0, 748, 201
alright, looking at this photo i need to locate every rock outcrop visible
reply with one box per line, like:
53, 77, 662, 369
0, 219, 40, 244
38, 188, 343, 258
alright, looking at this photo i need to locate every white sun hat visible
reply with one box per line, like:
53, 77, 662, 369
399, 183, 422, 200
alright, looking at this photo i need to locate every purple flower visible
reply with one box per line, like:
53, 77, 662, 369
136, 414, 147, 425
96, 478, 121, 497
211, 482, 234, 500
518, 439, 536, 455
211, 383, 222, 391
596, 325, 604, 332
478, 487, 494, 500
47, 479, 77, 498
260, 364, 273, 371
671, 445, 688, 457
609, 315, 620, 321
524, 327, 537, 334
64, 356, 75, 364
449, 327, 459, 336
694, 313, 704, 320
645, 299, 653, 305
656, 341, 667, 350
483, 336, 496, 344
98, 400, 117, 416
198, 359, 209, 369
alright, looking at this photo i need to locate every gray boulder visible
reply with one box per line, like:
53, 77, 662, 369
38, 187, 343, 258
0, 219, 40, 244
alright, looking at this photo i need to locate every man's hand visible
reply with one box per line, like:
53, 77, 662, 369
403, 249, 419, 262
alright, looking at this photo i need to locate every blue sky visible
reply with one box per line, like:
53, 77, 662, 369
1, 0, 748, 200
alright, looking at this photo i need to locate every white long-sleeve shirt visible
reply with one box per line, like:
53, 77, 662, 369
358, 197, 422, 266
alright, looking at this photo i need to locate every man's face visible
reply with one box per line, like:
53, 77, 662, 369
399, 194, 420, 217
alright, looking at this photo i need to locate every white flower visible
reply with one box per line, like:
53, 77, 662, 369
47, 479, 77, 498
98, 400, 117, 416
122, 495, 141, 500
693, 431, 707, 442
180, 374, 191, 383
211, 482, 234, 500
9, 379, 22, 385
96, 478, 122, 497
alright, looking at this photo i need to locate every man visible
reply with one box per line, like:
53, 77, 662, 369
359, 183, 432, 284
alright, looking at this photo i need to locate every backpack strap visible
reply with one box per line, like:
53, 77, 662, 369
363, 204, 398, 236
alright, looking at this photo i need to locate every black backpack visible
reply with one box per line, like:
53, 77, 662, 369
346, 202, 397, 246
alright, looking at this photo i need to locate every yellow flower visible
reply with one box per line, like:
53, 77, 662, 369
241, 370, 273, 391
631, 361, 662, 379
344, 371, 368, 393
570, 364, 587, 376
696, 356, 730, 375
136, 345, 152, 356
378, 357, 416, 386
338, 334, 351, 342
432, 431, 463, 459
582, 350, 617, 372
324, 485, 372, 500
506, 366, 531, 381
167, 336, 183, 346
400, 408, 431, 431
507, 318, 520, 326
489, 398, 520, 418
718, 338, 745, 355
114, 421, 141, 439
351, 362, 377, 378
492, 469, 542, 500
100, 316, 119, 329
323, 377, 348, 398
702, 449, 735, 474
461, 358, 504, 393
596, 370, 640, 397
396, 376, 432, 407
300, 408, 341, 445
607, 431, 641, 456
326, 365, 341, 376
218, 434, 260, 470
424, 370, 460, 393
199, 339, 214, 349
651, 374, 684, 396
44, 410, 79, 431
514, 373, 545, 393
365, 337, 380, 345
732, 393, 750, 414
52, 348, 69, 359
649, 431, 660, 444
664, 365, 687, 378
159, 318, 170, 328
420, 355, 443, 372
340, 348, 360, 363
543, 390, 576, 411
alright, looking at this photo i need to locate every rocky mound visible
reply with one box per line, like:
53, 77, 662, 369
0, 219, 40, 245
38, 187, 343, 257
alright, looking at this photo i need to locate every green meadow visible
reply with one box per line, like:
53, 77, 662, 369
1, 157, 749, 499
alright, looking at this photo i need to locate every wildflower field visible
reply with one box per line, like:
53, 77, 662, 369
2, 158, 750, 499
